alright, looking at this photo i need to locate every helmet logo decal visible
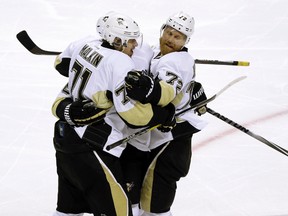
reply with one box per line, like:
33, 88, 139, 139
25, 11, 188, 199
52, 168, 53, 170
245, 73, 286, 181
179, 15, 187, 21
103, 16, 109, 22
117, 18, 124, 25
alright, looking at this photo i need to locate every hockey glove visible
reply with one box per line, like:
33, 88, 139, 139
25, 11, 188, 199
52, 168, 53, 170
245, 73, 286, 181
158, 103, 176, 133
64, 100, 107, 126
82, 121, 112, 150
190, 82, 207, 115
125, 70, 160, 104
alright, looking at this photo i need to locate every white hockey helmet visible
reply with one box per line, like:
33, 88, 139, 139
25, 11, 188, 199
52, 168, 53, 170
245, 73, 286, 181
102, 13, 142, 47
163, 11, 195, 44
96, 11, 116, 37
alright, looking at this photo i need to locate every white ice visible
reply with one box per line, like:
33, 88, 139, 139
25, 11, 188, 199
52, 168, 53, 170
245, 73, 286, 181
1, 0, 288, 215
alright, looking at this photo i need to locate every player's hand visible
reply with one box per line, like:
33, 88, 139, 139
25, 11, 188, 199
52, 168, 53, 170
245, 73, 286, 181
190, 82, 207, 115
125, 70, 155, 103
64, 100, 107, 126
158, 103, 176, 133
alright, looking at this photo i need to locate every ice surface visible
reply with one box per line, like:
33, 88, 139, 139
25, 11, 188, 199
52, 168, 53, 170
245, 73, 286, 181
1, 0, 288, 215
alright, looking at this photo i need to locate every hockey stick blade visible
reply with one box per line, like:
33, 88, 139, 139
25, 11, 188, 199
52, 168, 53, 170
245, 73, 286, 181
16, 30, 61, 55
195, 59, 250, 66
207, 108, 288, 157
106, 76, 246, 151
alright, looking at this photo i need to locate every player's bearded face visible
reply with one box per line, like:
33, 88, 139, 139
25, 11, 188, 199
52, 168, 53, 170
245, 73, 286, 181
160, 26, 186, 55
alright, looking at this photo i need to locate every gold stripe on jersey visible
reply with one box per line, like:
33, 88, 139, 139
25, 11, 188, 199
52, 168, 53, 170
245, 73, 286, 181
74, 109, 108, 123
93, 151, 130, 216
54, 56, 61, 68
92, 91, 113, 109
171, 91, 184, 107
118, 102, 154, 127
158, 80, 175, 107
51, 97, 66, 118
140, 142, 170, 212
140, 160, 155, 212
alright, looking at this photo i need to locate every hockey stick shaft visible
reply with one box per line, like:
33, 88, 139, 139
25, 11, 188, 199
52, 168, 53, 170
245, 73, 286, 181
105, 95, 208, 151
195, 59, 249, 66
16, 30, 250, 66
176, 76, 246, 117
207, 108, 288, 157
105, 98, 205, 151
106, 76, 246, 151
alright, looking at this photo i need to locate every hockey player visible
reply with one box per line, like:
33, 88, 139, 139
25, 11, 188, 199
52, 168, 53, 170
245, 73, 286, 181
51, 12, 175, 216
122, 11, 208, 216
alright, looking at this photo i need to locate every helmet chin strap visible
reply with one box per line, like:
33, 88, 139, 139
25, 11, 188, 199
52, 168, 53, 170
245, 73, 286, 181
159, 24, 166, 37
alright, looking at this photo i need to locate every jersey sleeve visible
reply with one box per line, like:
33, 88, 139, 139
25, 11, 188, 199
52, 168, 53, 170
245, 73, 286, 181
152, 52, 195, 107
54, 41, 76, 77
51, 83, 71, 119
85, 52, 170, 128
54, 36, 99, 77
117, 100, 172, 128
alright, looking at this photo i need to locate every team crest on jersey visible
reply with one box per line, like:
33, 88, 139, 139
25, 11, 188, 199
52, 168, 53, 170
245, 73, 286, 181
126, 182, 135, 192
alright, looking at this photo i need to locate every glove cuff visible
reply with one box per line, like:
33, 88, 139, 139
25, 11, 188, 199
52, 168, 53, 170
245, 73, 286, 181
64, 103, 75, 125
146, 79, 161, 104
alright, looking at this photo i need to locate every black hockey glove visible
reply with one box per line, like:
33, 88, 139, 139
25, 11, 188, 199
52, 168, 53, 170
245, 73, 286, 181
190, 82, 207, 116
82, 121, 112, 150
125, 70, 160, 104
158, 103, 176, 133
64, 100, 107, 126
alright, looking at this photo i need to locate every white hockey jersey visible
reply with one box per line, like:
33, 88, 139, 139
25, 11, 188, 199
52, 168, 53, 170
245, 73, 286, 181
129, 46, 208, 150
52, 36, 155, 157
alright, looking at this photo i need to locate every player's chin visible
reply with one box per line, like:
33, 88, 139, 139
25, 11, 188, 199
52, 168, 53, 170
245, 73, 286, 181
128, 50, 133, 57
123, 49, 133, 57
161, 45, 174, 55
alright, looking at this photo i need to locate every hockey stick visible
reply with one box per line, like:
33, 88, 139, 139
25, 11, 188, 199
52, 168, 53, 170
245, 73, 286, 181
106, 76, 246, 151
207, 108, 288, 157
16, 30, 61, 55
195, 59, 250, 66
16, 30, 250, 66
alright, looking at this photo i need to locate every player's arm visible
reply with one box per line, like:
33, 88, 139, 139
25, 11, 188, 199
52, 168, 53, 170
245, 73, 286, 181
54, 37, 90, 77
190, 81, 207, 115
53, 42, 74, 77
117, 100, 175, 129
112, 83, 175, 132
125, 70, 175, 106
52, 84, 108, 126
54, 56, 71, 77
53, 98, 108, 126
